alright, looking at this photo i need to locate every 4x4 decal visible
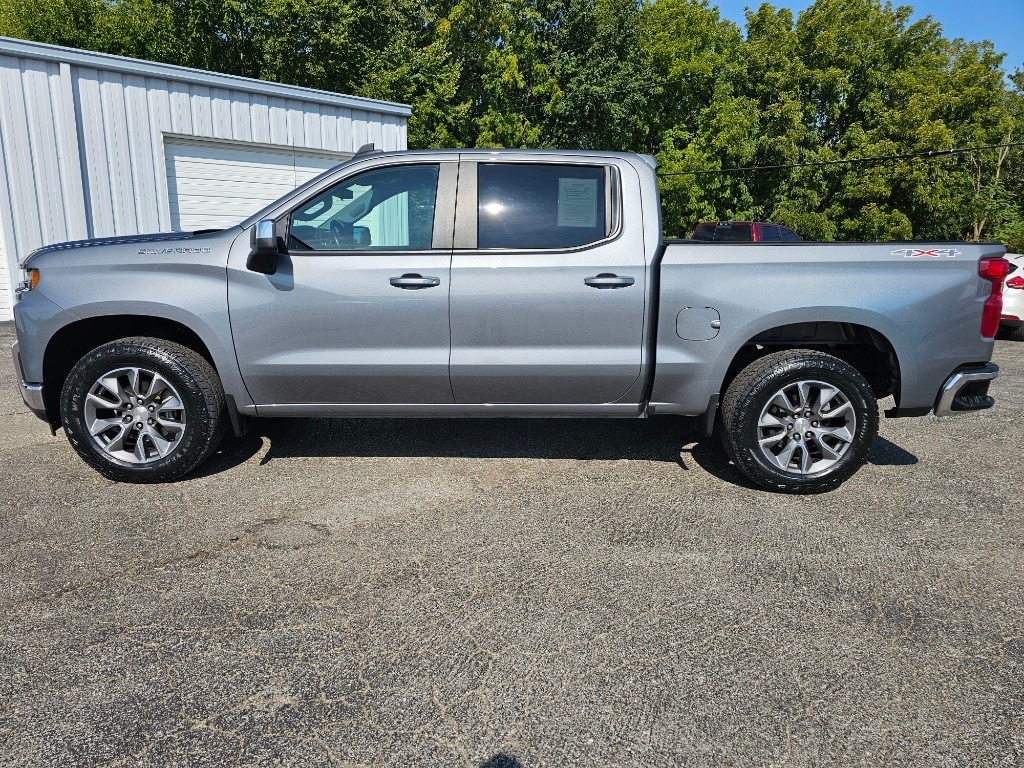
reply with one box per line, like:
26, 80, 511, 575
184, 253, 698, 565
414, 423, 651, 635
891, 248, 961, 258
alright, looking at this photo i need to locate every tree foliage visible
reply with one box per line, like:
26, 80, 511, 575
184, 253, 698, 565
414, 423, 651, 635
1, 0, 1021, 241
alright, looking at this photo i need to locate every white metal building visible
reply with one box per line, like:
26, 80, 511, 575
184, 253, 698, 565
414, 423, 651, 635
0, 36, 411, 321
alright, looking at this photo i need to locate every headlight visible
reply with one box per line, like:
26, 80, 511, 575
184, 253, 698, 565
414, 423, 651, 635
15, 268, 39, 295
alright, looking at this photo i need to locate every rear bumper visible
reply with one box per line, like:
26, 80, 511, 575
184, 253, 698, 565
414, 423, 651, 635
934, 363, 999, 417
11, 341, 46, 419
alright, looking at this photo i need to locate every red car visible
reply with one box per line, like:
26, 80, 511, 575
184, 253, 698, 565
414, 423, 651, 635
691, 221, 802, 242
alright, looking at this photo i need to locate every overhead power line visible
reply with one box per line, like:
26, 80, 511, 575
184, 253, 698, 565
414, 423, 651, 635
656, 141, 1024, 177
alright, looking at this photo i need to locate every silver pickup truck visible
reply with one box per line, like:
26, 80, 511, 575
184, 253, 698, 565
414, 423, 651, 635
11, 148, 1009, 493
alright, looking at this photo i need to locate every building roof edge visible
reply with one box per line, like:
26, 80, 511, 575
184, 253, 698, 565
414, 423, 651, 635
0, 36, 412, 117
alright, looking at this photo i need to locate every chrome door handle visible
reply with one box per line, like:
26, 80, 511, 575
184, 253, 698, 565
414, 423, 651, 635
389, 273, 441, 289
584, 273, 635, 289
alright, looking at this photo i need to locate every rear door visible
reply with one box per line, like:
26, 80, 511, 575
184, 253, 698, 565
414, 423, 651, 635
448, 158, 647, 405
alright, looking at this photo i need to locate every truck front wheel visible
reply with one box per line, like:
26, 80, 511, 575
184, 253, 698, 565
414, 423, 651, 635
720, 350, 878, 494
60, 337, 226, 483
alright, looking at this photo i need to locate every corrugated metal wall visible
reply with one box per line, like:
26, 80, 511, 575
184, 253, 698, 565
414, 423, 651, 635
0, 37, 410, 322
0, 223, 7, 308
0, 56, 85, 323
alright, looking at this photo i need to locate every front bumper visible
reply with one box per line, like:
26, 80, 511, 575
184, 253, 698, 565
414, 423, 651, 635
934, 363, 999, 417
11, 341, 46, 418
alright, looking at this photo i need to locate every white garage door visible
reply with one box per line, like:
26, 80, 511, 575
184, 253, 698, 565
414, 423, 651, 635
165, 140, 350, 232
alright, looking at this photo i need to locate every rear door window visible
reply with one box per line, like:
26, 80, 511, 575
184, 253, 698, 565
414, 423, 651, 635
761, 225, 781, 242
477, 164, 608, 249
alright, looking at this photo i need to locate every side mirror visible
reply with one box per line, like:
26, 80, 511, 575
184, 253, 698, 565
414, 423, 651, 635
247, 219, 280, 274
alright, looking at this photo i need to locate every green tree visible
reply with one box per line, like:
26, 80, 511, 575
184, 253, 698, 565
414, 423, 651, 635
639, 0, 754, 235
2, 0, 1022, 243
734, 0, 1020, 241
0, 0, 104, 49
543, 0, 654, 151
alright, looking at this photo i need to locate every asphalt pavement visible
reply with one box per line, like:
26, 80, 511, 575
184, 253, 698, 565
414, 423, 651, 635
1, 321, 1022, 767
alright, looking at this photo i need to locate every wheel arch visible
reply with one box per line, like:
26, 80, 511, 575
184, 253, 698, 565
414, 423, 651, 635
719, 320, 903, 406
42, 314, 221, 427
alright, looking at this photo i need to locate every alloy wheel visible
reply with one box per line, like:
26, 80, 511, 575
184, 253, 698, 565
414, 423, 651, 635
756, 379, 857, 475
83, 366, 187, 464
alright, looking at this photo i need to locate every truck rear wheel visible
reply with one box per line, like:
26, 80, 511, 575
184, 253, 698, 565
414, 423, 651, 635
60, 337, 225, 483
720, 350, 878, 494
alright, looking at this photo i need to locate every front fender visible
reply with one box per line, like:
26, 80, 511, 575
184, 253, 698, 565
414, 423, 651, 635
52, 299, 251, 409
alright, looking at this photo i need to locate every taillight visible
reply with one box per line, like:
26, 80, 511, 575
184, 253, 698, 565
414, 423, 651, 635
979, 256, 1010, 338
1007, 276, 1024, 290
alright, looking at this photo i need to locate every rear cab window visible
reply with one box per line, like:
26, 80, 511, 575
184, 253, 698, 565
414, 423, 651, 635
691, 224, 716, 241
711, 223, 752, 241
692, 223, 753, 241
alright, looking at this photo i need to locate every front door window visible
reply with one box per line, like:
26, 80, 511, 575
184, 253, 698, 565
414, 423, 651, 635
288, 165, 440, 251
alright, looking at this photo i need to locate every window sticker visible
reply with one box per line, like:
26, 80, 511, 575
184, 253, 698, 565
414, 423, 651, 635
557, 177, 598, 228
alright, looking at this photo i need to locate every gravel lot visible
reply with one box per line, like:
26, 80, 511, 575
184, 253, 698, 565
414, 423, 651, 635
1, 320, 1022, 767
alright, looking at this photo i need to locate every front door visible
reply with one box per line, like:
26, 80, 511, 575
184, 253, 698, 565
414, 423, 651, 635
449, 160, 647, 405
229, 161, 455, 406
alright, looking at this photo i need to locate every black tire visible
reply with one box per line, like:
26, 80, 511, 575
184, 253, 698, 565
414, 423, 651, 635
60, 337, 225, 483
720, 349, 879, 494
1007, 324, 1024, 342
